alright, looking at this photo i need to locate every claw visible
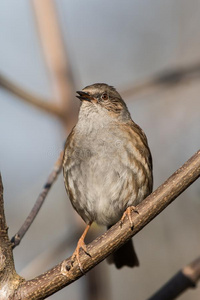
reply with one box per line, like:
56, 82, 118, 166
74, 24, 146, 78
120, 206, 139, 230
70, 223, 91, 273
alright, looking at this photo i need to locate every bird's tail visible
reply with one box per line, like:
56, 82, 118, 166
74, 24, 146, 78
106, 226, 139, 269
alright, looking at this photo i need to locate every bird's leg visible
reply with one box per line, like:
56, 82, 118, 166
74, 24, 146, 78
71, 223, 92, 273
120, 206, 139, 229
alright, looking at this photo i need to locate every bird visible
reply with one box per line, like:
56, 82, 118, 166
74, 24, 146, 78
63, 83, 153, 271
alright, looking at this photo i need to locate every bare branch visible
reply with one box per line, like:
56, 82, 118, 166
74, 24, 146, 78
0, 175, 24, 299
0, 73, 64, 118
32, 0, 78, 129
13, 150, 200, 299
0, 174, 7, 234
0, 0, 79, 123
11, 151, 64, 249
148, 256, 200, 300
121, 62, 200, 99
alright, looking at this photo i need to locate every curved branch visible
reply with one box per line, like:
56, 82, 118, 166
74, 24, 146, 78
13, 150, 200, 299
148, 256, 200, 300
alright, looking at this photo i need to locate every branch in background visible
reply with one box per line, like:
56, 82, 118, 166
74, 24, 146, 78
32, 0, 78, 130
148, 257, 200, 300
0, 73, 64, 118
2, 60, 200, 119
0, 1, 79, 124
121, 62, 200, 99
11, 150, 64, 249
13, 150, 200, 299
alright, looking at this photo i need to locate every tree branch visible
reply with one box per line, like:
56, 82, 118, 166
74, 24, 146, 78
11, 150, 64, 248
2, 60, 200, 121
121, 62, 200, 99
13, 150, 200, 299
148, 256, 200, 300
32, 0, 78, 129
0, 73, 64, 118
0, 174, 24, 299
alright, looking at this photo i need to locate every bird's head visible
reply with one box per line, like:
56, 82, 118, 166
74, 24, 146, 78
76, 83, 130, 119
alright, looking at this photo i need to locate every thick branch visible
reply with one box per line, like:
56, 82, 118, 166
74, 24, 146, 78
148, 257, 200, 300
0, 73, 64, 118
11, 151, 64, 248
13, 150, 200, 299
0, 175, 23, 299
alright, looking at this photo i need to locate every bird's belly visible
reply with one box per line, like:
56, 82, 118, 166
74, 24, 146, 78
67, 156, 142, 226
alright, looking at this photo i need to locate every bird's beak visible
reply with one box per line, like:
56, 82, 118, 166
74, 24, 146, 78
76, 91, 94, 102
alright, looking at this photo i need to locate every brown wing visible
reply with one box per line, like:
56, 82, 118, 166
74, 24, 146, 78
126, 119, 153, 193
63, 128, 76, 201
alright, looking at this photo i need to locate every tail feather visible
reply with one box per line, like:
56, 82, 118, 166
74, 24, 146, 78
107, 226, 139, 269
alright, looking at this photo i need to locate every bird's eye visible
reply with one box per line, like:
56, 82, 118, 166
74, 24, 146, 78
101, 93, 108, 100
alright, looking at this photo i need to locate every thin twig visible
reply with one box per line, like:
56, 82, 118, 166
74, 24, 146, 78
0, 73, 64, 118
11, 151, 64, 249
148, 257, 200, 300
0, 174, 8, 234
121, 62, 200, 99
13, 150, 200, 299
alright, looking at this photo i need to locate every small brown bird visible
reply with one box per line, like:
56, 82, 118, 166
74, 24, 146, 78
63, 83, 153, 271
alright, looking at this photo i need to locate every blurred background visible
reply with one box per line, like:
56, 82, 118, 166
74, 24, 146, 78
0, 0, 200, 299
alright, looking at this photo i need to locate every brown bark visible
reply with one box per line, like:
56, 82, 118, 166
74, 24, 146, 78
0, 174, 24, 299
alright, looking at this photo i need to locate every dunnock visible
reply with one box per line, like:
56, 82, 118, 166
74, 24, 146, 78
63, 83, 153, 271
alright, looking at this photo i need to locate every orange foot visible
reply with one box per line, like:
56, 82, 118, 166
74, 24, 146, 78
120, 206, 139, 229
71, 223, 91, 273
